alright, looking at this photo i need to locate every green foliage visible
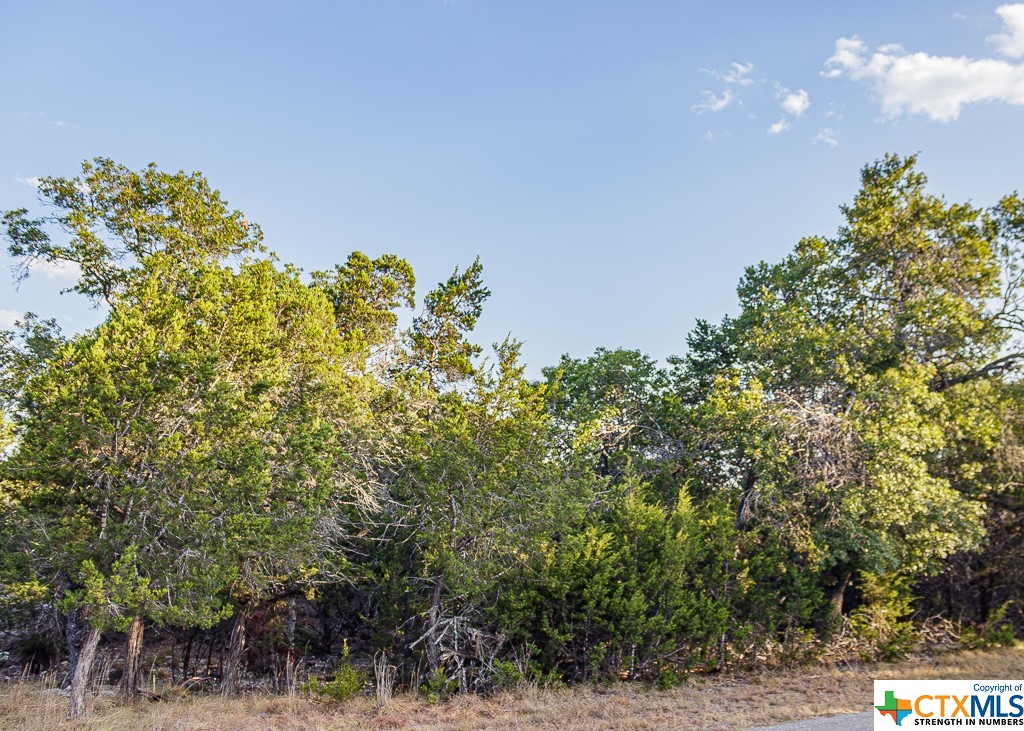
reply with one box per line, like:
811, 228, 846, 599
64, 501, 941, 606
4, 153, 1024, 701
488, 659, 525, 689
407, 257, 489, 389
421, 667, 457, 703
543, 348, 675, 487
962, 603, 1017, 649
311, 250, 415, 357
670, 154, 1013, 639
301, 670, 366, 702
656, 665, 680, 691
304, 642, 368, 702
849, 573, 918, 662
3, 157, 263, 305
505, 482, 741, 679
0, 313, 65, 417
376, 331, 597, 674
5, 255, 359, 631
2, 160, 372, 641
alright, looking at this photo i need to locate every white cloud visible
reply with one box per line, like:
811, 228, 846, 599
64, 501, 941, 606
823, 7, 1024, 122
15, 175, 41, 189
691, 89, 735, 114
18, 111, 82, 130
17, 109, 81, 129
779, 88, 811, 116
989, 3, 1024, 57
768, 119, 790, 134
692, 62, 755, 118
822, 37, 868, 78
813, 128, 840, 147
0, 310, 19, 329
29, 259, 81, 281
705, 61, 755, 86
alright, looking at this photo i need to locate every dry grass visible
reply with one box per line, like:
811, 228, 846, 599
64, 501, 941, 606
3, 645, 1022, 731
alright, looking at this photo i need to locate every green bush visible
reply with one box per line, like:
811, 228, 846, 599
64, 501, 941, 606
849, 573, 918, 662
422, 667, 457, 704
656, 665, 680, 690
490, 659, 525, 689
963, 603, 1017, 650
301, 640, 367, 702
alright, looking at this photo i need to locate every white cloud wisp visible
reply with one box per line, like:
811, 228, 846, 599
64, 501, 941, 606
692, 89, 735, 114
813, 128, 840, 147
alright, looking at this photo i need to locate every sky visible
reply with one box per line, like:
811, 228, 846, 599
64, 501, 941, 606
3, 1, 1024, 376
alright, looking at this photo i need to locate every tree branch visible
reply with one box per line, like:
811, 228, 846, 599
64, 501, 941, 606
932, 352, 1024, 391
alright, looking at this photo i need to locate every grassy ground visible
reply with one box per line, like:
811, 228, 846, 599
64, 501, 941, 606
2, 646, 1022, 730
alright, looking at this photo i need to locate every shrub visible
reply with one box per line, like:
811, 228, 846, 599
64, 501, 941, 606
301, 640, 367, 702
849, 573, 918, 662
421, 667, 456, 704
963, 603, 1017, 650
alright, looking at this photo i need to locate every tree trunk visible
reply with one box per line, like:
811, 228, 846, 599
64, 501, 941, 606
402, 588, 412, 688
120, 615, 145, 701
828, 570, 853, 621
62, 606, 85, 689
67, 625, 101, 719
220, 607, 249, 697
181, 630, 195, 681
57, 571, 86, 689
285, 596, 297, 665
426, 574, 444, 673
284, 596, 297, 693
205, 629, 214, 675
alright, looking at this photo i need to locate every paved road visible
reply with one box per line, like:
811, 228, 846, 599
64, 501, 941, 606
748, 712, 873, 731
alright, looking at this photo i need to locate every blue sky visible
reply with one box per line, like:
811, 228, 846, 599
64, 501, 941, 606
4, 1, 1024, 375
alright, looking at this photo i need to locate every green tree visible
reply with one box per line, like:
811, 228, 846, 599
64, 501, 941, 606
4, 255, 368, 711
387, 338, 588, 681
311, 250, 416, 359
543, 348, 677, 485
2, 160, 375, 713
676, 154, 1015, 628
407, 257, 489, 391
3, 157, 262, 305
360, 262, 595, 685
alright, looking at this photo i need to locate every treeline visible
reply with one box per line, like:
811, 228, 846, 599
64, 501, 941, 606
1, 155, 1023, 717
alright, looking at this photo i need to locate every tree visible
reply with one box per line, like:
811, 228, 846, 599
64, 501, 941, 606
2, 160, 375, 713
400, 340, 591, 677
352, 261, 594, 685
3, 157, 262, 306
407, 258, 489, 391
311, 250, 415, 359
4, 254, 370, 711
543, 348, 677, 487
675, 155, 1013, 627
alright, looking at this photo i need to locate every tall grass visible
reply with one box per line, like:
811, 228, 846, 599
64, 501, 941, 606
1, 645, 1021, 731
